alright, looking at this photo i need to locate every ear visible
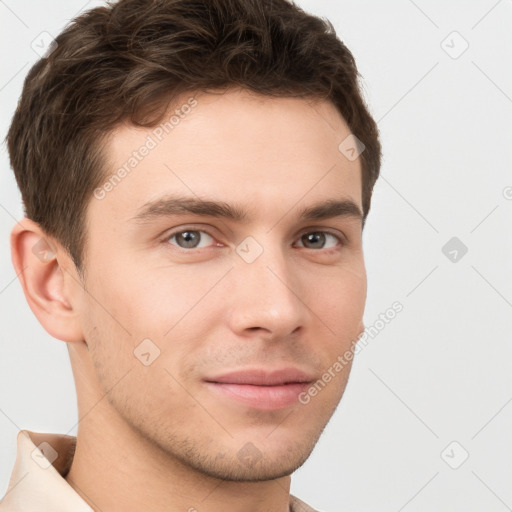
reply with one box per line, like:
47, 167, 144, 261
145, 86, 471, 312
10, 217, 85, 344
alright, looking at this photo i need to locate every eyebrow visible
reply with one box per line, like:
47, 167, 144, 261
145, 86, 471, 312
130, 195, 363, 225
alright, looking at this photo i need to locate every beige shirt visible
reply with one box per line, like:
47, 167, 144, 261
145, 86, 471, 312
0, 430, 318, 512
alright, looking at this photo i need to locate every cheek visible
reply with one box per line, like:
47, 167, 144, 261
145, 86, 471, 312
101, 258, 220, 319
83, 264, 223, 374
84, 265, 173, 336
311, 263, 366, 335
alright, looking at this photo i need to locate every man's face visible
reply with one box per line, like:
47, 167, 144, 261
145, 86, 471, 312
76, 88, 366, 480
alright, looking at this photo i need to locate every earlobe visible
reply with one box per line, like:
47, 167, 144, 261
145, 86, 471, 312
10, 217, 84, 343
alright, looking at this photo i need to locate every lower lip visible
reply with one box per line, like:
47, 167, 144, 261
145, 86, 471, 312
204, 382, 310, 411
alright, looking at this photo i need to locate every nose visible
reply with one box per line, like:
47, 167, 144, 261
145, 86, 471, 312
226, 239, 308, 341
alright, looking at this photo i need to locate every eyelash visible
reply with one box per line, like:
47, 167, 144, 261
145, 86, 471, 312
161, 226, 346, 253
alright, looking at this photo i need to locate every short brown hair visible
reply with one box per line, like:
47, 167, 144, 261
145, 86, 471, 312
7, 0, 381, 277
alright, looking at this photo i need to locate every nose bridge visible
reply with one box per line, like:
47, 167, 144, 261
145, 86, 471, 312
228, 233, 306, 336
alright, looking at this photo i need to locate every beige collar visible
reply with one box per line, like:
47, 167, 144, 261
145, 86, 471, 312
0, 430, 92, 511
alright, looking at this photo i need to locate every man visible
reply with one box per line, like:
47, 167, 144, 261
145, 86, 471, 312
1, 0, 381, 510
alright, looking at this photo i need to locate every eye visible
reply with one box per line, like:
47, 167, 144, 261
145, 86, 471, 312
162, 227, 344, 252
295, 231, 343, 250
166, 229, 215, 249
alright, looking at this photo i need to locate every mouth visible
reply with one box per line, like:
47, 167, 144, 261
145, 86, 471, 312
203, 367, 315, 411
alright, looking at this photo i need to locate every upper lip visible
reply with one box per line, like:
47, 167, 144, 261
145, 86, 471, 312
204, 367, 315, 386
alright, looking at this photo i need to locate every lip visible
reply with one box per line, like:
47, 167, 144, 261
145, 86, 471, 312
204, 367, 315, 411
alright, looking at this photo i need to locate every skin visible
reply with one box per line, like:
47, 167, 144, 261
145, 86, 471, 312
11, 87, 367, 512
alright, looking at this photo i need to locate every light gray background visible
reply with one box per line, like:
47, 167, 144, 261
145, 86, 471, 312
1, 1, 511, 511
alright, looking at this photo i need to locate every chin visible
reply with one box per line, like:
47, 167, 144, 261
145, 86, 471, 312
193, 450, 312, 482
171, 428, 321, 482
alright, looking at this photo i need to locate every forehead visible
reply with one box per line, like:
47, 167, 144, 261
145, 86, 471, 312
91, 88, 362, 227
